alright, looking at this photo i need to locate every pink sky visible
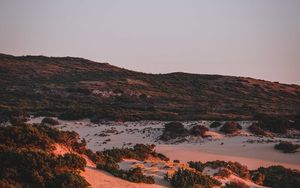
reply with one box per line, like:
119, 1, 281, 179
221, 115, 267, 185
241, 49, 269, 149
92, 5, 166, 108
0, 0, 299, 84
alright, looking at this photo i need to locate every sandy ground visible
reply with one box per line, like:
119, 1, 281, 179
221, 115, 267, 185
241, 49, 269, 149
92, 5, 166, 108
28, 117, 300, 187
28, 117, 300, 171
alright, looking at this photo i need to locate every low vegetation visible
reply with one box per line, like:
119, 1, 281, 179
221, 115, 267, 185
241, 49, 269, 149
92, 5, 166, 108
2, 54, 299, 122
255, 115, 290, 134
220, 122, 242, 134
224, 181, 250, 188
252, 166, 300, 188
190, 125, 209, 137
160, 122, 189, 141
274, 142, 300, 153
248, 123, 266, 136
189, 160, 250, 179
0, 124, 89, 188
169, 168, 221, 188
210, 121, 222, 128
41, 117, 60, 126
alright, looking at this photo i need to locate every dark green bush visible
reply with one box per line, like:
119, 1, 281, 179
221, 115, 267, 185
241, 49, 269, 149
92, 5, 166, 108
220, 122, 242, 134
0, 124, 54, 151
210, 121, 222, 128
274, 142, 300, 153
47, 172, 90, 188
255, 166, 300, 188
170, 168, 221, 188
58, 153, 86, 171
257, 115, 290, 134
188, 161, 204, 172
224, 181, 250, 188
248, 123, 266, 136
160, 122, 189, 141
41, 117, 59, 126
0, 124, 90, 188
190, 125, 209, 137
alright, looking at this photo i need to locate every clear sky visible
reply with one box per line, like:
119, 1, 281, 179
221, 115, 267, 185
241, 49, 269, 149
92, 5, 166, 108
0, 0, 299, 84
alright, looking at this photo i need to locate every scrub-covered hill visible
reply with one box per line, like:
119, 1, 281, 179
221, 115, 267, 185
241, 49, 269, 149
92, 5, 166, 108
0, 53, 299, 121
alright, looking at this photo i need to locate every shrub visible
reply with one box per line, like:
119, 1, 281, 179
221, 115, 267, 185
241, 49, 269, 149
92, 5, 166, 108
170, 168, 221, 188
224, 181, 250, 188
41, 117, 59, 126
188, 161, 204, 172
47, 172, 90, 188
0, 124, 53, 151
97, 162, 154, 184
8, 110, 29, 125
122, 167, 154, 184
255, 166, 300, 188
210, 121, 222, 128
0, 149, 89, 188
274, 142, 300, 153
257, 116, 290, 134
0, 124, 90, 188
202, 161, 250, 179
102, 144, 165, 163
251, 171, 265, 185
156, 153, 170, 162
160, 122, 189, 141
190, 125, 209, 137
220, 122, 242, 134
58, 153, 86, 171
248, 123, 266, 136
215, 168, 231, 178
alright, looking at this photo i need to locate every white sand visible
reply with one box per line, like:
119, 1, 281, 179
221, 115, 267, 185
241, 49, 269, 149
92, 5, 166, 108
28, 117, 300, 187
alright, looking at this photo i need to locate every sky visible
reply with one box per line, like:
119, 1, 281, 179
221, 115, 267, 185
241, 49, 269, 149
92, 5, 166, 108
0, 0, 299, 85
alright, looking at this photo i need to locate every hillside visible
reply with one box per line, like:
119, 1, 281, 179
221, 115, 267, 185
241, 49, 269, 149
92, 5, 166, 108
0, 53, 299, 121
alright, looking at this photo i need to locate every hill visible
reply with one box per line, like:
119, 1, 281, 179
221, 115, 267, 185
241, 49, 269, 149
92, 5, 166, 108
0, 53, 299, 121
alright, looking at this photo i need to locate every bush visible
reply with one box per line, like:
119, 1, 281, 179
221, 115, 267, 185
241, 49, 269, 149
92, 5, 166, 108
188, 161, 204, 172
0, 124, 90, 188
220, 122, 242, 134
47, 172, 90, 188
274, 142, 300, 153
97, 162, 154, 184
0, 124, 54, 151
41, 117, 59, 126
254, 166, 300, 188
170, 168, 221, 188
248, 123, 266, 136
122, 167, 155, 184
215, 168, 231, 178
202, 161, 250, 179
251, 171, 265, 185
0, 149, 89, 188
190, 125, 209, 137
58, 153, 86, 171
102, 144, 165, 163
8, 110, 29, 125
257, 116, 290, 134
160, 122, 189, 141
224, 181, 250, 188
210, 121, 222, 128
